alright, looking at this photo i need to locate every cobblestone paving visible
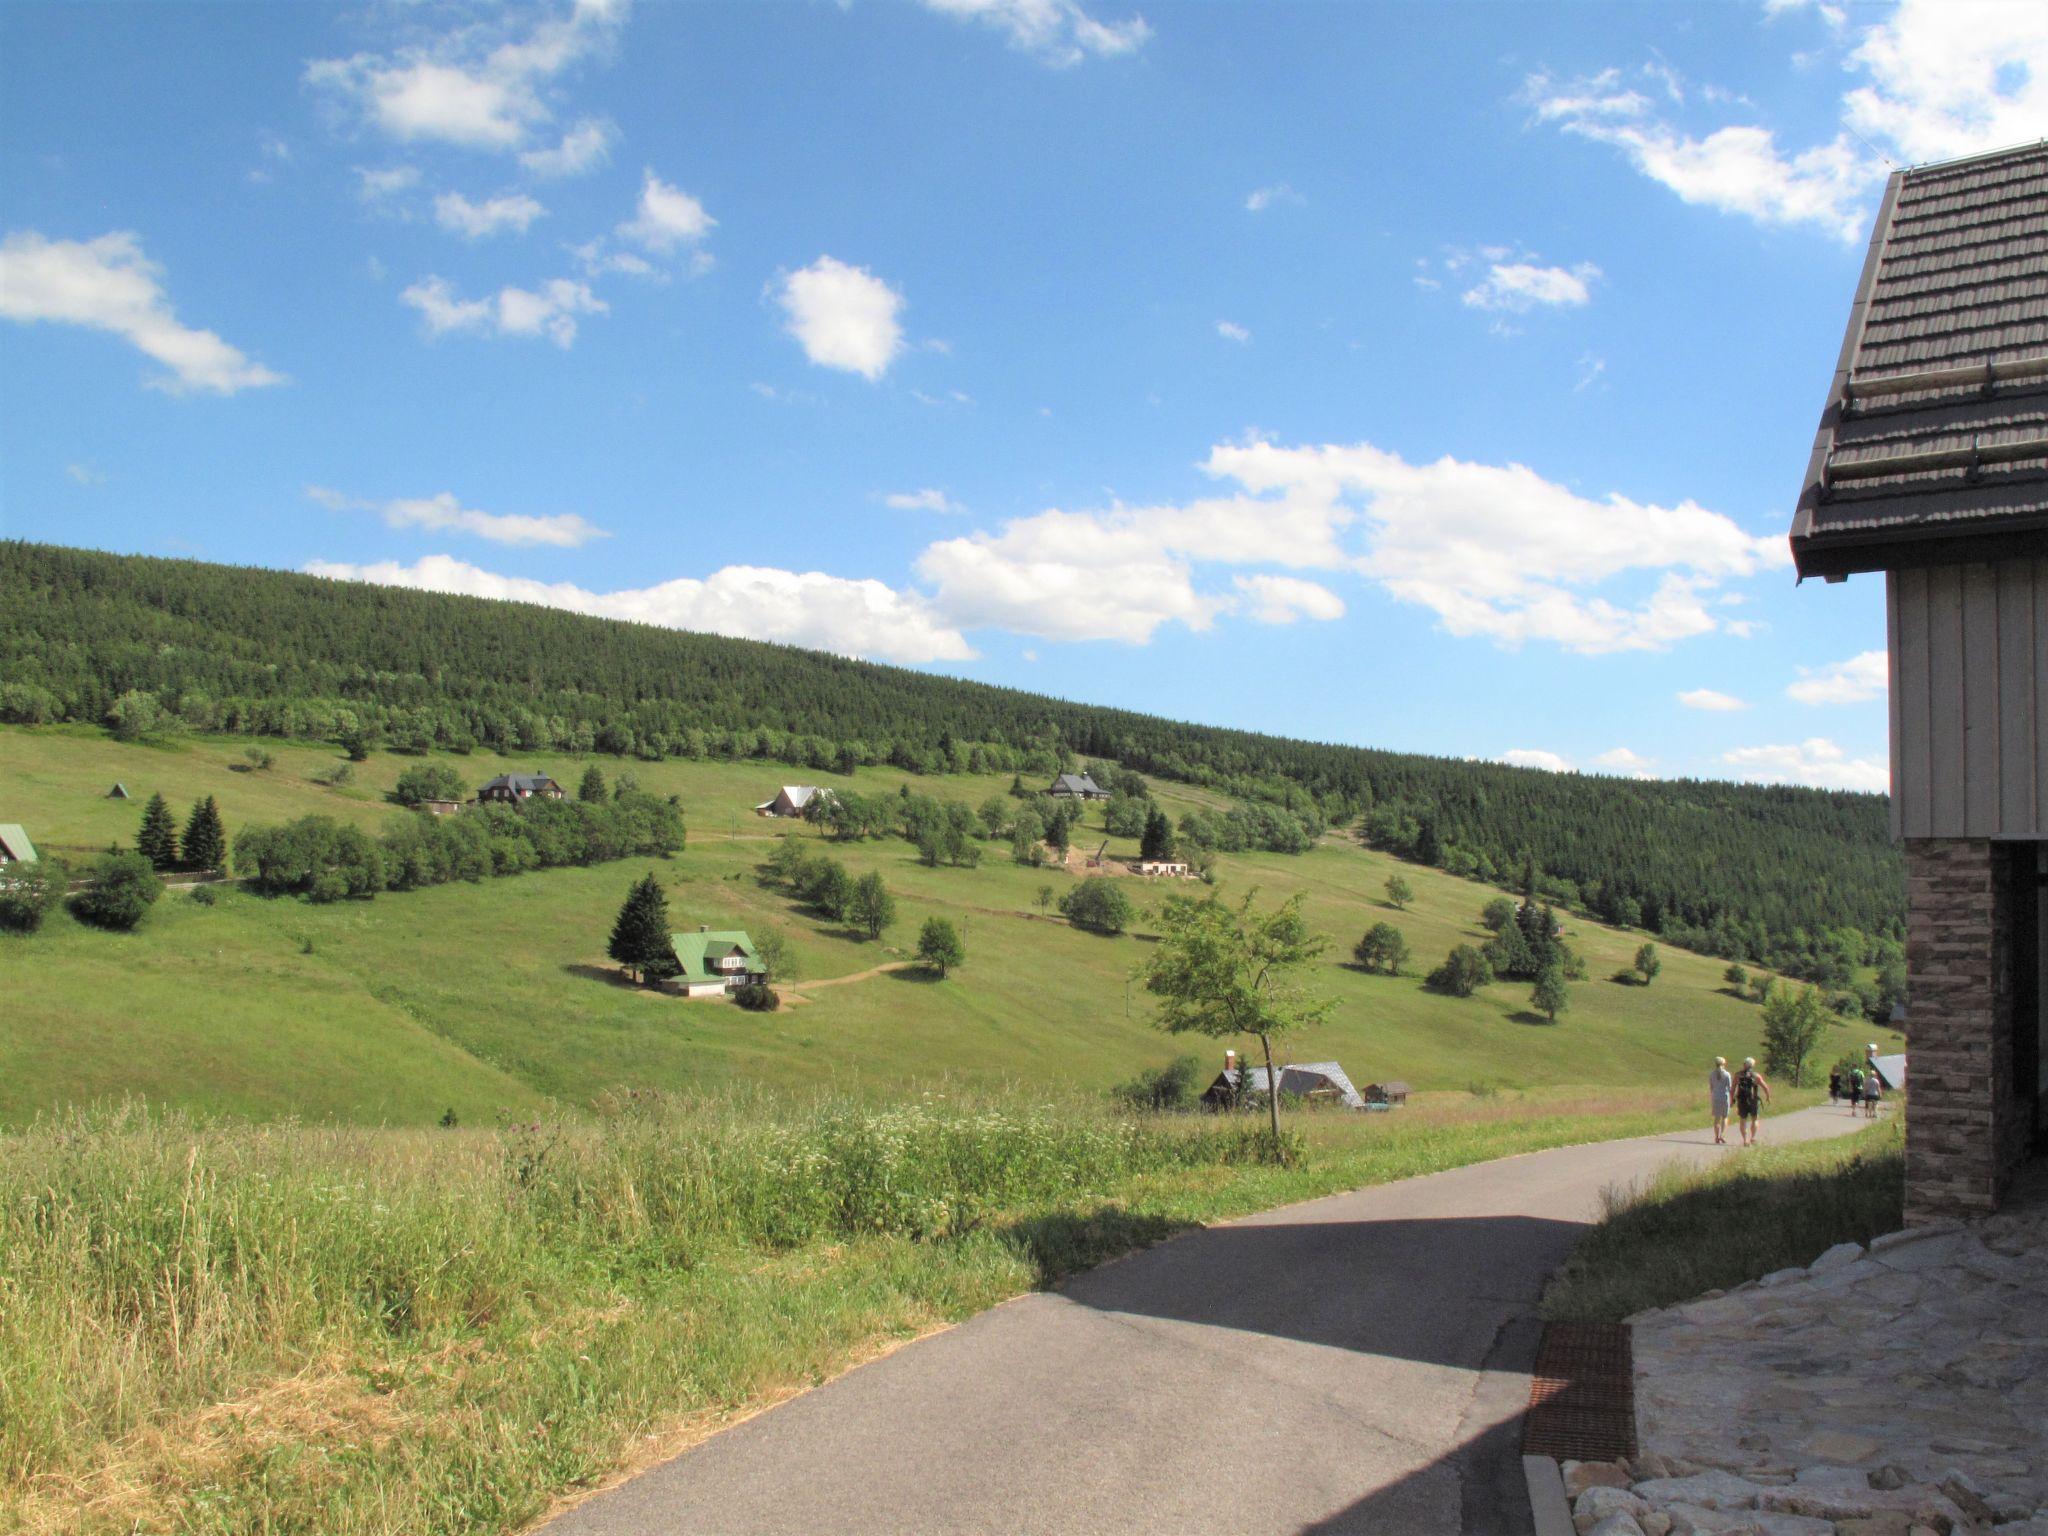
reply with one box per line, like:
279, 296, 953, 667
1557, 1198, 2048, 1535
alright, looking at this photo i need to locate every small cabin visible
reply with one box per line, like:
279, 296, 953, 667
477, 771, 563, 805
419, 799, 465, 817
1132, 857, 1191, 878
755, 785, 832, 818
1047, 772, 1109, 801
0, 824, 38, 867
667, 926, 766, 998
1362, 1080, 1411, 1109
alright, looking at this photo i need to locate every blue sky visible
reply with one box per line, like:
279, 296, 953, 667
4, 0, 2043, 791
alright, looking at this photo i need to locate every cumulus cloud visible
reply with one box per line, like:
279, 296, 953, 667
1842, 1, 2048, 164
401, 274, 606, 347
0, 230, 284, 395
884, 488, 965, 513
1678, 688, 1747, 711
616, 169, 714, 253
919, 0, 1150, 66
1232, 574, 1345, 625
1215, 320, 1252, 343
1245, 183, 1301, 212
355, 165, 423, 202
1786, 648, 1887, 705
303, 554, 973, 665
1500, 749, 1574, 773
1721, 738, 1888, 793
306, 0, 624, 153
1461, 261, 1600, 313
775, 256, 905, 380
434, 191, 546, 239
307, 485, 606, 548
1590, 746, 1656, 778
520, 117, 614, 178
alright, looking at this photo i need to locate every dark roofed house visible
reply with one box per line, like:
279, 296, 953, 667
1048, 772, 1108, 801
1362, 1080, 1410, 1108
1199, 1050, 1369, 1111
477, 771, 564, 805
1789, 140, 2048, 1223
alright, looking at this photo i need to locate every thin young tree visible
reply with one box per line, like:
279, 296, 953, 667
180, 795, 227, 872
850, 870, 895, 940
606, 872, 672, 985
1142, 889, 1332, 1152
136, 792, 180, 870
1532, 963, 1569, 1023
1384, 874, 1413, 910
1633, 942, 1661, 986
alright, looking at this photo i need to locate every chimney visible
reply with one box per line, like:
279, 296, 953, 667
699, 924, 711, 933
1224, 1049, 1238, 1076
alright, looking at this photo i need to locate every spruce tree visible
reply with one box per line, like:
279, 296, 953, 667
607, 872, 673, 984
579, 764, 608, 802
1140, 807, 1176, 861
137, 792, 180, 870
181, 796, 227, 871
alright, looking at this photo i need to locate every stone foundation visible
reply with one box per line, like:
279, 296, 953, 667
1902, 838, 2029, 1223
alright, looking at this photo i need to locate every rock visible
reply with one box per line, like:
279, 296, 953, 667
1871, 1467, 1913, 1491
1567, 1462, 1636, 1498
1634, 1471, 1768, 1510
1835, 1517, 1915, 1536
1585, 1516, 1648, 1536
1871, 1234, 1970, 1272
1810, 1241, 1866, 1272
1871, 1219, 1963, 1251
1799, 1430, 1881, 1464
1657, 1504, 1835, 1535
1642, 1515, 1674, 1536
1576, 1485, 1651, 1532
1758, 1266, 1809, 1289
1938, 1475, 1996, 1525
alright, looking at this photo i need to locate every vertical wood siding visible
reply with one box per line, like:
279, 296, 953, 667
1890, 557, 2048, 839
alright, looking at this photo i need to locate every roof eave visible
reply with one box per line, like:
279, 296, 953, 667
1792, 515, 2048, 579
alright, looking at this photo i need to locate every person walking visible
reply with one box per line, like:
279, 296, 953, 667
1734, 1057, 1771, 1145
1847, 1064, 1866, 1116
1828, 1068, 1843, 1107
1709, 1056, 1733, 1145
1864, 1064, 1883, 1120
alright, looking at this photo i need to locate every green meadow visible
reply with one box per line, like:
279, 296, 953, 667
0, 724, 1900, 1126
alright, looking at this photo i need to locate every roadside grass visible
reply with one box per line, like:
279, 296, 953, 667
4, 1089, 1704, 1536
1539, 1115, 1905, 1323
0, 724, 1900, 1127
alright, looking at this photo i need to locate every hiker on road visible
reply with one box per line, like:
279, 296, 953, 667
1735, 1058, 1772, 1146
1709, 1056, 1733, 1145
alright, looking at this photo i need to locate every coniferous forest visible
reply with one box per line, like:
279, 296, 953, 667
1, 541, 1902, 971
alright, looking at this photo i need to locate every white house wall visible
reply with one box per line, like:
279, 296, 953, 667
1889, 557, 2048, 839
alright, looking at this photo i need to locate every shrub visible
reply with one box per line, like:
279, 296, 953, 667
1427, 944, 1492, 997
393, 763, 466, 806
188, 883, 218, 907
1352, 922, 1410, 975
1479, 896, 1517, 933
1111, 1055, 1206, 1112
732, 983, 780, 1012
0, 857, 66, 933
68, 852, 162, 931
1060, 879, 1134, 935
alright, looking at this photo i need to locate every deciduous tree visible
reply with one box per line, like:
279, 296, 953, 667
917, 916, 965, 977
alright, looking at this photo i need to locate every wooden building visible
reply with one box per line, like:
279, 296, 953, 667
1047, 772, 1109, 801
477, 771, 564, 805
1789, 141, 2048, 1222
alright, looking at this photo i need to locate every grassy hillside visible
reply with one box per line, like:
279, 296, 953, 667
0, 725, 1899, 1127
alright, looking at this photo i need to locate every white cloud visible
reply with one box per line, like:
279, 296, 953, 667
355, 165, 421, 203
616, 169, 714, 253
1204, 439, 1784, 654
1786, 648, 1887, 705
1721, 738, 1888, 793
1843, 0, 2048, 163
884, 488, 965, 514
1500, 749, 1575, 773
776, 256, 905, 380
303, 554, 974, 665
1590, 746, 1656, 778
1232, 574, 1345, 625
1461, 261, 1600, 312
919, 0, 1150, 66
401, 274, 606, 347
307, 485, 606, 548
0, 230, 284, 395
66, 462, 106, 486
1678, 687, 1748, 711
308, 1, 624, 153
434, 191, 546, 239
520, 117, 614, 178
1216, 319, 1251, 343
1245, 183, 1301, 212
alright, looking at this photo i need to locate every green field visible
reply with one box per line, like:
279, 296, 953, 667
0, 724, 1900, 1126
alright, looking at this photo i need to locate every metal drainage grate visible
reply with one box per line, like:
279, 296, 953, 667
1521, 1321, 1636, 1463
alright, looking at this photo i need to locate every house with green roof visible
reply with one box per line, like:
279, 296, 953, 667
668, 926, 766, 998
0, 825, 37, 867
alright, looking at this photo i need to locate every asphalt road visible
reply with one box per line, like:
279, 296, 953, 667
544, 1106, 1873, 1536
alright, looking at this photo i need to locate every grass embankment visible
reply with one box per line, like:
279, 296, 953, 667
1540, 1116, 1905, 1323
4, 1089, 1700, 1536
0, 724, 1902, 1126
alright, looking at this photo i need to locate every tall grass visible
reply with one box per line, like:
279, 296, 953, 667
1539, 1117, 1905, 1323
2, 1088, 1698, 1534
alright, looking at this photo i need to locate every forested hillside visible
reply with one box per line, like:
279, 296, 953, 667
0, 541, 1902, 969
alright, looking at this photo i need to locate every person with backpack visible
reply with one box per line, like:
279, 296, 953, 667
1847, 1065, 1866, 1116
1734, 1057, 1772, 1145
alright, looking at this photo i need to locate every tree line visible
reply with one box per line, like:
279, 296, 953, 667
1, 540, 1901, 967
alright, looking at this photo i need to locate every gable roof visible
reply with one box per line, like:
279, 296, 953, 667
480, 771, 557, 793
669, 929, 761, 979
1213, 1061, 1368, 1110
1790, 142, 2048, 578
1050, 772, 1104, 795
756, 785, 829, 812
0, 825, 37, 863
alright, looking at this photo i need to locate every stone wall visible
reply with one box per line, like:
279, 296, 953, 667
1901, 838, 2026, 1222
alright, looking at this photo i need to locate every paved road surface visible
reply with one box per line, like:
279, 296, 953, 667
545, 1107, 1874, 1536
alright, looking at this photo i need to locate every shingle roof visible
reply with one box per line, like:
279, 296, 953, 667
1050, 773, 1104, 795
1790, 141, 2048, 578
480, 771, 557, 793
1220, 1061, 1368, 1110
